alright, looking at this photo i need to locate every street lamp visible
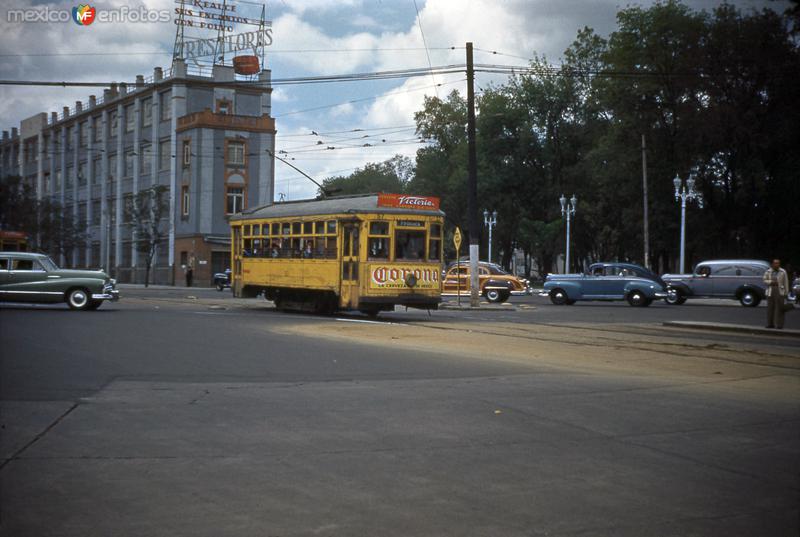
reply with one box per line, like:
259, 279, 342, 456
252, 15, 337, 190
673, 175, 700, 274
483, 209, 497, 263
560, 194, 577, 273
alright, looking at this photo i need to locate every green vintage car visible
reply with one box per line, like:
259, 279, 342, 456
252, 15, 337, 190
0, 251, 119, 310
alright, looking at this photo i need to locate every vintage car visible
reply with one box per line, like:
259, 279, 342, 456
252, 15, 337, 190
0, 251, 119, 310
442, 261, 529, 303
542, 262, 668, 307
662, 259, 768, 307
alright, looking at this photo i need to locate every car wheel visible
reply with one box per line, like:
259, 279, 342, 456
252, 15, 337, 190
66, 288, 91, 311
88, 300, 103, 310
549, 288, 568, 305
665, 289, 687, 305
739, 290, 760, 307
485, 289, 503, 303
627, 290, 647, 307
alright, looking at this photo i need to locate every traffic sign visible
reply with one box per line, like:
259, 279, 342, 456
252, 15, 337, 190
453, 227, 462, 251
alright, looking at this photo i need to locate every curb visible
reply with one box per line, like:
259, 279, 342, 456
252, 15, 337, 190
662, 321, 800, 338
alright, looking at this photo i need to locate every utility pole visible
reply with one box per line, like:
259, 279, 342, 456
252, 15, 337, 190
641, 134, 650, 269
466, 42, 480, 307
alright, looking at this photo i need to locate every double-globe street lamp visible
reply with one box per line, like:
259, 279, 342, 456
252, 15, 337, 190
483, 209, 497, 263
673, 175, 701, 274
560, 194, 577, 273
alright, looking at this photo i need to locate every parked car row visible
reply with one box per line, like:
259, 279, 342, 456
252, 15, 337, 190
543, 259, 778, 307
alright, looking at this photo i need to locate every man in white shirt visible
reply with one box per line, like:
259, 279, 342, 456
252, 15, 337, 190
763, 259, 789, 329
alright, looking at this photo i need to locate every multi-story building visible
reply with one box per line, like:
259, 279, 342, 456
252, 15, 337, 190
0, 59, 275, 286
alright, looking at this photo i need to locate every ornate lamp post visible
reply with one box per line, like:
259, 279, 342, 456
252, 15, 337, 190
673, 175, 700, 274
560, 194, 577, 273
483, 209, 497, 263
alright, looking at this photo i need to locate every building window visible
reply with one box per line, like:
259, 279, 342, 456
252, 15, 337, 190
125, 105, 134, 132
110, 111, 118, 135
80, 122, 88, 147
92, 158, 101, 184
182, 140, 191, 167
140, 144, 151, 175
91, 201, 101, 225
142, 98, 152, 127
124, 151, 134, 178
181, 185, 190, 217
78, 162, 87, 186
65, 167, 73, 190
217, 99, 231, 114
123, 194, 133, 223
225, 186, 244, 215
160, 92, 171, 121
66, 127, 73, 150
78, 202, 87, 224
226, 141, 245, 167
55, 170, 62, 191
44, 173, 50, 193
93, 117, 102, 142
108, 154, 117, 182
159, 140, 171, 170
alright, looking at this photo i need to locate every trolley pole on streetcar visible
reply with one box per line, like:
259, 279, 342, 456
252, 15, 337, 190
466, 42, 480, 307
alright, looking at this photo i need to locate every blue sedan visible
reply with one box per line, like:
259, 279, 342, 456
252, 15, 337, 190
542, 263, 668, 307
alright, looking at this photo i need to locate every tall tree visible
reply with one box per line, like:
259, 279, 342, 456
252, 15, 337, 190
127, 185, 169, 287
320, 155, 413, 197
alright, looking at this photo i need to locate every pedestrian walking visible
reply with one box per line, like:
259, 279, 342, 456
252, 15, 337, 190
185, 254, 195, 287
763, 258, 789, 329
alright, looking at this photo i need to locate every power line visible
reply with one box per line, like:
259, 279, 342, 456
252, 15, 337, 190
274, 78, 463, 118
0, 46, 465, 59
412, 0, 438, 99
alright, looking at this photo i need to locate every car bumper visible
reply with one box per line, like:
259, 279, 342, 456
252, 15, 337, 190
92, 287, 120, 301
654, 291, 669, 299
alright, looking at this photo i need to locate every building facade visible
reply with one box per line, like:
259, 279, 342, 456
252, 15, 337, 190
0, 59, 275, 286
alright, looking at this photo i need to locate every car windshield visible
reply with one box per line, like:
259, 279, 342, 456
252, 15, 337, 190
38, 256, 59, 271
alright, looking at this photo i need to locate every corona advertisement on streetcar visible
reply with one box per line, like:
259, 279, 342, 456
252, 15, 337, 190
369, 265, 440, 290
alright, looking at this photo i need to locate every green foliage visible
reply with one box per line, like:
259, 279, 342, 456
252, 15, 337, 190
0, 175, 85, 258
126, 185, 169, 287
392, 0, 800, 274
320, 155, 413, 197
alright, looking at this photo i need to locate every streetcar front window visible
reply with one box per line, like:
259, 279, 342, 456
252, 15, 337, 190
395, 230, 426, 260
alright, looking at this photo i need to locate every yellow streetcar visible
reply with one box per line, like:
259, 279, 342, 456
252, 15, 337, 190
229, 193, 444, 315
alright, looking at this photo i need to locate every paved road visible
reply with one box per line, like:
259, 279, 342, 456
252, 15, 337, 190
119, 284, 800, 329
1, 295, 798, 536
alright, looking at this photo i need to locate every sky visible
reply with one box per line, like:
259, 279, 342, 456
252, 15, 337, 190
0, 0, 786, 200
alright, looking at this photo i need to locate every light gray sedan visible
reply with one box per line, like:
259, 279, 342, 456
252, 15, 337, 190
662, 259, 768, 307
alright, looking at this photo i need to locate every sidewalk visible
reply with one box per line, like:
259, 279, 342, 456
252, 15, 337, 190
663, 321, 800, 338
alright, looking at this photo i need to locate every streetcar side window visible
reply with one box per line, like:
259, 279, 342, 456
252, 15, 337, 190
368, 221, 390, 260
428, 223, 442, 261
